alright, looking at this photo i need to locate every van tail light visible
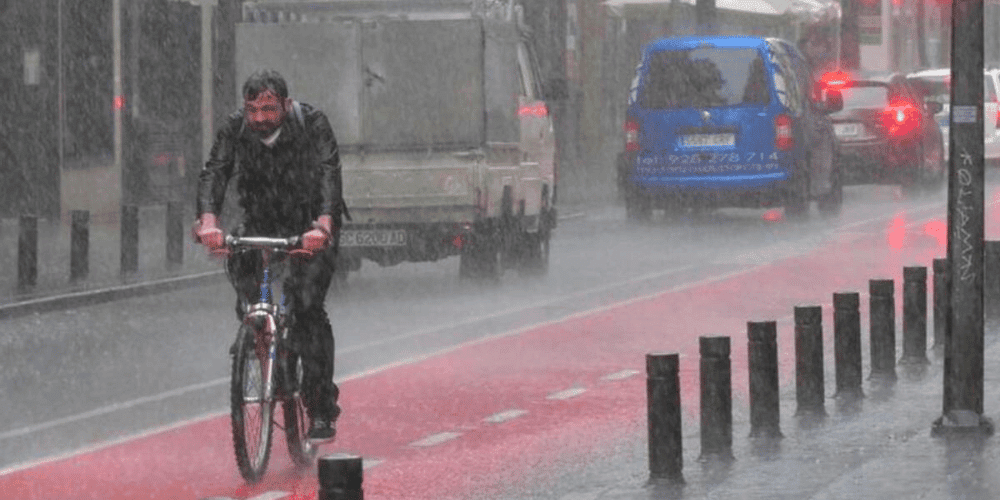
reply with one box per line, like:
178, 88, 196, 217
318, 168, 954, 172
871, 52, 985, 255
774, 113, 793, 150
882, 98, 920, 137
624, 118, 639, 152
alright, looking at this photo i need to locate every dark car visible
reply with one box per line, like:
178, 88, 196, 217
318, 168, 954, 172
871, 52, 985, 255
826, 72, 945, 195
616, 35, 844, 219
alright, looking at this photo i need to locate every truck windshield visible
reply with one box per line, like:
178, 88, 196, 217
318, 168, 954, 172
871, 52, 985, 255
639, 47, 769, 109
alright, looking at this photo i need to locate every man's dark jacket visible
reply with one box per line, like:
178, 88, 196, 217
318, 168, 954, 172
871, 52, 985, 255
197, 101, 344, 237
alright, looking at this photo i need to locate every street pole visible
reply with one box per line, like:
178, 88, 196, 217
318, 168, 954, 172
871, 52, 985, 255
840, 0, 860, 71
933, 0, 993, 436
202, 0, 216, 164
696, 0, 716, 35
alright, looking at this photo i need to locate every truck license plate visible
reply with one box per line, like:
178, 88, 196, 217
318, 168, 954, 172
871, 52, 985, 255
340, 229, 407, 247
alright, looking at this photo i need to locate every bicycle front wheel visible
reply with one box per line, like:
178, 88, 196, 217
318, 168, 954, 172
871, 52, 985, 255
231, 325, 274, 482
283, 352, 317, 467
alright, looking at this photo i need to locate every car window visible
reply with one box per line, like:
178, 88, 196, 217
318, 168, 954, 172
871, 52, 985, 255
986, 74, 997, 102
841, 82, 890, 108
639, 47, 769, 108
766, 41, 803, 114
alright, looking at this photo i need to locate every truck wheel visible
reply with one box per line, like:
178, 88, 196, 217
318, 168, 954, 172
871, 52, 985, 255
518, 227, 550, 276
459, 232, 501, 282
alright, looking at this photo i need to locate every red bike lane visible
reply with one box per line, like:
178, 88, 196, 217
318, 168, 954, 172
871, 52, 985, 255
0, 209, 960, 500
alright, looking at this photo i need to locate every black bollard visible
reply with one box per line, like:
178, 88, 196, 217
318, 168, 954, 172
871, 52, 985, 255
166, 201, 184, 267
699, 336, 733, 460
901, 266, 929, 365
748, 321, 782, 438
17, 214, 37, 289
647, 353, 684, 483
986, 242, 1000, 324
833, 292, 864, 399
120, 205, 139, 276
318, 454, 364, 500
869, 279, 897, 381
70, 210, 90, 283
933, 258, 949, 351
794, 305, 826, 416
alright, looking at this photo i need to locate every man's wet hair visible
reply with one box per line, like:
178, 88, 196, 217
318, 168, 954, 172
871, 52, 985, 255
242, 69, 289, 100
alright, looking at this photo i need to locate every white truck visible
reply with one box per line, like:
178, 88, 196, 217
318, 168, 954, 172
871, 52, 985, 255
235, 0, 558, 281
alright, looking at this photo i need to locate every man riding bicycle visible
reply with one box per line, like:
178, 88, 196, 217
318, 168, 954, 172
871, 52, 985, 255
193, 69, 345, 440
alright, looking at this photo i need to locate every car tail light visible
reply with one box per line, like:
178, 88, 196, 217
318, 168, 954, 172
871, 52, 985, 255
882, 98, 920, 137
819, 70, 851, 90
995, 103, 999, 128
624, 118, 639, 152
775, 113, 793, 150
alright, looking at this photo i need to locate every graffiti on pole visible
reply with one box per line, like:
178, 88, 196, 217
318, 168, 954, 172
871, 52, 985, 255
955, 148, 975, 281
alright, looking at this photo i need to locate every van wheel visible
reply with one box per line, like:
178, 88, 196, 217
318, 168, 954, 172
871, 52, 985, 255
817, 163, 843, 216
625, 190, 652, 221
784, 163, 810, 220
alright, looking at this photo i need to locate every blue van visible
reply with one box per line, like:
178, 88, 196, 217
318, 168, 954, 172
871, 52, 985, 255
617, 35, 844, 219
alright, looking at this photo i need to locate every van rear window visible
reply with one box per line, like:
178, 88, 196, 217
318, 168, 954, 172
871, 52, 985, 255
639, 47, 770, 109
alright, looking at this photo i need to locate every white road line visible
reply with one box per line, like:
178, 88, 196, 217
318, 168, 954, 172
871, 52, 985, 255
547, 387, 587, 401
409, 431, 462, 447
250, 492, 290, 500
601, 369, 640, 381
483, 409, 528, 424
362, 458, 383, 470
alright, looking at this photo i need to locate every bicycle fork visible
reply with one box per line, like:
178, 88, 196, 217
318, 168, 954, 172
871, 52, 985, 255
245, 304, 279, 405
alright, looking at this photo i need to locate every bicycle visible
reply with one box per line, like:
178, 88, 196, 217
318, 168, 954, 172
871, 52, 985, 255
225, 234, 319, 482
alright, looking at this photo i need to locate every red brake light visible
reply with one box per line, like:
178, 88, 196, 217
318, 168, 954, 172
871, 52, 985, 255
882, 98, 920, 137
775, 113, 793, 150
517, 102, 548, 117
624, 118, 639, 152
820, 70, 851, 90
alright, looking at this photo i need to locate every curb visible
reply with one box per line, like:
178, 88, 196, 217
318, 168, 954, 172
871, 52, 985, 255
0, 271, 226, 321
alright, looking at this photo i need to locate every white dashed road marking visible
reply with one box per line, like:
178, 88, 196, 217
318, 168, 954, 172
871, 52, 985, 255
483, 409, 528, 424
409, 431, 463, 447
600, 369, 640, 381
546, 387, 587, 400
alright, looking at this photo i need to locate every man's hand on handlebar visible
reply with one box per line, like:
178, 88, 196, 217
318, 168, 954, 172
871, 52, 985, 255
192, 213, 230, 257
300, 214, 334, 255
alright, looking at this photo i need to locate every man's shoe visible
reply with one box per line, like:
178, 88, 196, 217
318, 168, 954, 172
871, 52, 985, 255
308, 417, 336, 440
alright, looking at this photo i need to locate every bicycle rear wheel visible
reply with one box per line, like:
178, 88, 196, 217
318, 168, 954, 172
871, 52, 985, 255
230, 325, 274, 482
282, 352, 317, 467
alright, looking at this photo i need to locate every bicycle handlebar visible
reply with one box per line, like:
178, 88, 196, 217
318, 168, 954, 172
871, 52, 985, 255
225, 235, 302, 250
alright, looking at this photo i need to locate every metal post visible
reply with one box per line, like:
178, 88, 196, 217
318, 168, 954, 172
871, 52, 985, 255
833, 292, 864, 400
699, 336, 732, 460
70, 210, 89, 283
695, 0, 716, 35
120, 204, 139, 276
985, 241, 1000, 324
166, 201, 184, 267
901, 266, 929, 365
794, 306, 826, 416
748, 321, 782, 438
17, 215, 37, 290
318, 454, 364, 500
934, 258, 949, 351
647, 353, 684, 483
935, 0, 993, 436
869, 279, 897, 382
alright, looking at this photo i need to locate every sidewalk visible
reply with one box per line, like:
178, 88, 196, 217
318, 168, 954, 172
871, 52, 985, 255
0, 204, 221, 317
528, 333, 1000, 500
